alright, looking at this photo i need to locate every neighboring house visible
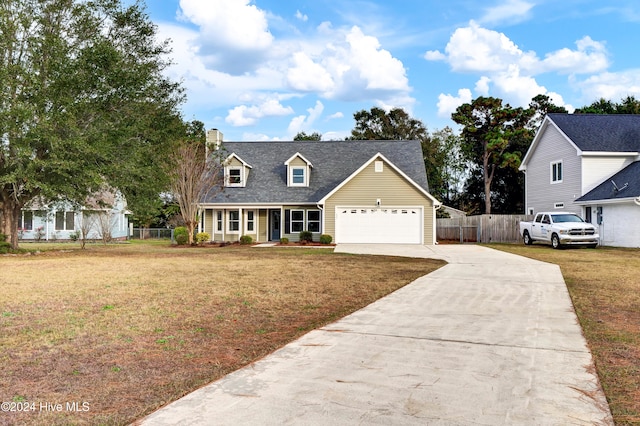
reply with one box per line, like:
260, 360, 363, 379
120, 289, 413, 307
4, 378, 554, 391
18, 190, 130, 242
519, 113, 640, 247
198, 131, 441, 244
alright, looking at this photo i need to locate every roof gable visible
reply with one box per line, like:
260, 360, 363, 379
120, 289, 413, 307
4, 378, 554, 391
319, 153, 440, 205
284, 152, 313, 168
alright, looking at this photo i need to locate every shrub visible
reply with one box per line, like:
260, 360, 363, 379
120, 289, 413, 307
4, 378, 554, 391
280, 237, 289, 244
174, 226, 189, 245
299, 230, 313, 242
239, 235, 253, 245
196, 232, 210, 244
69, 231, 80, 242
319, 234, 333, 244
0, 233, 10, 254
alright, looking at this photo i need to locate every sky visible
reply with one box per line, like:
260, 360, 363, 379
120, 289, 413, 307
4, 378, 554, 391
140, 0, 640, 141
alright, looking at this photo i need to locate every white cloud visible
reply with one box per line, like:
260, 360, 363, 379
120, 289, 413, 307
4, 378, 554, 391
479, 0, 535, 26
424, 50, 446, 61
437, 88, 472, 118
287, 26, 412, 107
295, 10, 308, 22
178, 0, 273, 74
226, 98, 294, 127
540, 36, 609, 74
287, 101, 325, 136
287, 52, 335, 92
159, 5, 413, 131
575, 70, 640, 102
425, 21, 606, 111
327, 112, 344, 120
429, 21, 536, 73
475, 76, 491, 95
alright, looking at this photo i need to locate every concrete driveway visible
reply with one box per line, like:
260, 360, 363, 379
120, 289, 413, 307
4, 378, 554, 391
138, 244, 612, 425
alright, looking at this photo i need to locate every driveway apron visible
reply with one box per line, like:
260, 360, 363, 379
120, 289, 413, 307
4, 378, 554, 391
138, 244, 612, 425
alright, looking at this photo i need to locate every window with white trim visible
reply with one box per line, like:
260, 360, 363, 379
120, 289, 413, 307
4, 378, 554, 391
290, 210, 305, 232
19, 211, 33, 231
551, 161, 563, 183
375, 161, 383, 172
291, 167, 305, 185
216, 211, 223, 232
227, 167, 242, 186
55, 211, 75, 231
554, 202, 564, 209
246, 210, 255, 233
307, 210, 321, 233
228, 210, 240, 232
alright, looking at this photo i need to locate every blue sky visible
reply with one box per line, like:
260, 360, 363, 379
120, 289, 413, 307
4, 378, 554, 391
141, 0, 640, 141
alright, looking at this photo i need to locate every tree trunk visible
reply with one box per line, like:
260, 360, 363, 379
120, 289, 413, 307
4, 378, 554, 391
186, 221, 196, 245
0, 194, 22, 250
483, 147, 492, 215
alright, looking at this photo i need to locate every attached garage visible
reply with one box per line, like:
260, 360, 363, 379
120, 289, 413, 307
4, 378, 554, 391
335, 206, 423, 244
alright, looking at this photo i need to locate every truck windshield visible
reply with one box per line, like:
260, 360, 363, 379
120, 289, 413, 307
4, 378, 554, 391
551, 214, 584, 223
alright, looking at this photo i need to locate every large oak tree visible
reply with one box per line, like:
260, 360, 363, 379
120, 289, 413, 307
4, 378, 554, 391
0, 0, 184, 248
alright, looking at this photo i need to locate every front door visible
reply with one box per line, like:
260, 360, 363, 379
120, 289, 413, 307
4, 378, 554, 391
269, 210, 281, 241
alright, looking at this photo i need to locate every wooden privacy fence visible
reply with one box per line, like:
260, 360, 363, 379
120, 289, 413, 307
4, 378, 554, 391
437, 214, 534, 243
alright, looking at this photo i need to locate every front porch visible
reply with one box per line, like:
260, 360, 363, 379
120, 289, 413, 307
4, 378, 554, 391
198, 206, 323, 243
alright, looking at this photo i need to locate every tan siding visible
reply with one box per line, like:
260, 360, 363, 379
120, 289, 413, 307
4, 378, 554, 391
258, 209, 268, 242
289, 156, 307, 167
325, 159, 435, 244
204, 210, 214, 236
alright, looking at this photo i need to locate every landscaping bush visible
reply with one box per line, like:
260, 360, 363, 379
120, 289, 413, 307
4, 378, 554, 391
196, 232, 210, 244
174, 227, 189, 245
239, 235, 253, 245
319, 234, 333, 244
280, 237, 289, 244
299, 230, 313, 242
0, 233, 10, 254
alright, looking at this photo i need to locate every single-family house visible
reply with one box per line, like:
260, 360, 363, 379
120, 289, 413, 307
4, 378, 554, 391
198, 130, 440, 244
519, 113, 640, 247
18, 189, 130, 242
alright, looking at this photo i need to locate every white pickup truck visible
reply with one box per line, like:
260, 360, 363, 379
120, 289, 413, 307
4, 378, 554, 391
519, 212, 599, 249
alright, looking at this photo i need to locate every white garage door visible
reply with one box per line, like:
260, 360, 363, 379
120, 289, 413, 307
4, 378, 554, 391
335, 207, 423, 244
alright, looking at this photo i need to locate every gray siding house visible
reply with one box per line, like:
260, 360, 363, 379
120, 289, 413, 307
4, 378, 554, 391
19, 189, 131, 242
198, 131, 440, 245
520, 114, 640, 247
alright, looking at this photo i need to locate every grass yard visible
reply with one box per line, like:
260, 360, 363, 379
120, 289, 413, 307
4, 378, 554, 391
0, 241, 444, 425
487, 243, 640, 425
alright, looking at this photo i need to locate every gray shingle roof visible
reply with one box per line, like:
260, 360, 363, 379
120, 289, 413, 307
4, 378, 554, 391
576, 161, 640, 202
548, 113, 640, 152
202, 140, 428, 204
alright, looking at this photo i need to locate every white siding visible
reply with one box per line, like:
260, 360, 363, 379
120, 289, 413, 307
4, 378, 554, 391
581, 156, 637, 194
595, 202, 640, 248
524, 125, 582, 214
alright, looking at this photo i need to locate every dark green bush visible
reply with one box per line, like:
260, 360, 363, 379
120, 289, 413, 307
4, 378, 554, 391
0, 233, 11, 254
319, 234, 333, 244
174, 226, 189, 245
299, 230, 313, 242
280, 237, 289, 244
239, 235, 253, 245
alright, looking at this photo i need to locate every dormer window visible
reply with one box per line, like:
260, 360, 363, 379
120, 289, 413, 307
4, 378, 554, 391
228, 167, 242, 185
224, 153, 252, 188
291, 167, 305, 186
285, 152, 312, 187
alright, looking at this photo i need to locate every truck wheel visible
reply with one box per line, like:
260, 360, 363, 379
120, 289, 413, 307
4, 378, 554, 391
551, 234, 562, 249
523, 231, 533, 245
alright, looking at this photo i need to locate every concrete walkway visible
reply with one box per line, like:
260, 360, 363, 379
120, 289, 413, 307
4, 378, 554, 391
137, 244, 612, 425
